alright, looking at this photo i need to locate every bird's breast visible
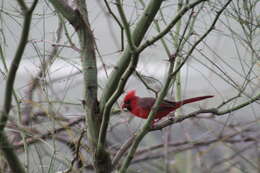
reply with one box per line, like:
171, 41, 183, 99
131, 106, 149, 119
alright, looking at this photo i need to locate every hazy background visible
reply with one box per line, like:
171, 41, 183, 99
0, 0, 259, 172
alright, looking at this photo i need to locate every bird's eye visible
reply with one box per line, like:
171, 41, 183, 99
125, 100, 130, 104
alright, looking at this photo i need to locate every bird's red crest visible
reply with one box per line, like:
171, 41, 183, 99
124, 90, 136, 102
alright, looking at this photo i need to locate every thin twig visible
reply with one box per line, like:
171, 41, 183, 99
0, 1, 38, 172
65, 129, 86, 173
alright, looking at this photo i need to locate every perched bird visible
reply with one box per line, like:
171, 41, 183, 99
122, 90, 213, 122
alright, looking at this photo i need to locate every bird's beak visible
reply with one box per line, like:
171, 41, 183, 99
122, 103, 130, 111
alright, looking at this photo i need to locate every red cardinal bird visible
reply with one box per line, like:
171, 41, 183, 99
122, 90, 213, 121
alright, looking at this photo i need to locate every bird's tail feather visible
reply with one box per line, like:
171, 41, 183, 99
176, 95, 214, 107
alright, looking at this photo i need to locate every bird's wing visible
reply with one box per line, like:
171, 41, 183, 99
138, 97, 176, 111
137, 97, 155, 111
159, 100, 176, 112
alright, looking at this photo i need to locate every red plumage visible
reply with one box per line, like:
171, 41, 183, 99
122, 90, 213, 121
